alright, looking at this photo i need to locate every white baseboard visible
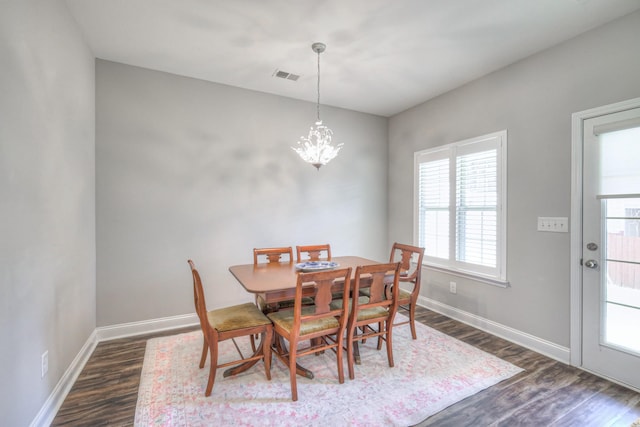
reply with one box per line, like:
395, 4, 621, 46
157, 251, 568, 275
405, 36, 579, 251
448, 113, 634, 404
96, 313, 199, 341
31, 313, 199, 427
419, 296, 571, 364
30, 330, 98, 427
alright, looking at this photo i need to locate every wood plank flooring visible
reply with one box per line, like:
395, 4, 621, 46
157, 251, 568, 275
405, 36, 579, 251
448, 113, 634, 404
52, 307, 640, 426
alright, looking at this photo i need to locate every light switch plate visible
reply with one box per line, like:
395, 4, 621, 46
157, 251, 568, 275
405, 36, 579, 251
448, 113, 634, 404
537, 217, 569, 233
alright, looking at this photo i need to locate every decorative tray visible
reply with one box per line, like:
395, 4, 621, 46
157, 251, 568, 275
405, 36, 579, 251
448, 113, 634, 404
294, 261, 339, 272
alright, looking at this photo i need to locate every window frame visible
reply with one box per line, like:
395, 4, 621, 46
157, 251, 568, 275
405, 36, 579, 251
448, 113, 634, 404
413, 130, 508, 285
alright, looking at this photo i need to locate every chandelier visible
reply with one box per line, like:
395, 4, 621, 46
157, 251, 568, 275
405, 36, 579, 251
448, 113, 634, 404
292, 42, 343, 170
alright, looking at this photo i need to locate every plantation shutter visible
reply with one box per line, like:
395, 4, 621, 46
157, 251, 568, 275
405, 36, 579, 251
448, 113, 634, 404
418, 154, 450, 259
456, 148, 498, 268
414, 130, 506, 283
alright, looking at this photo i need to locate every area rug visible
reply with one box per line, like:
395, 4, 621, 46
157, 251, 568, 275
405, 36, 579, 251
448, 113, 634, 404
135, 315, 523, 426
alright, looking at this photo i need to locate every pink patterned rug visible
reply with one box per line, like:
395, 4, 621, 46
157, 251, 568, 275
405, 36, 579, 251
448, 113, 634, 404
135, 315, 523, 426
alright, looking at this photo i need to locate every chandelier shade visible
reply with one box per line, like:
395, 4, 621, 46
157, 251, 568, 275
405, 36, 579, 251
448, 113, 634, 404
292, 42, 343, 170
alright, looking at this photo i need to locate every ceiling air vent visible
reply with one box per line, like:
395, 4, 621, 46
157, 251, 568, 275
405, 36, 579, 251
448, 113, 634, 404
273, 69, 300, 81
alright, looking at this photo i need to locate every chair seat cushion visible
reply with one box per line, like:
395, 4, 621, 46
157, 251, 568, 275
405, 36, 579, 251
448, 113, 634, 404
359, 287, 412, 302
331, 298, 388, 321
398, 288, 411, 301
207, 302, 271, 332
357, 306, 389, 321
268, 307, 339, 336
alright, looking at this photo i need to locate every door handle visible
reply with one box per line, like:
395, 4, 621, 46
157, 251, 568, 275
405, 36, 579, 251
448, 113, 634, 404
584, 259, 599, 269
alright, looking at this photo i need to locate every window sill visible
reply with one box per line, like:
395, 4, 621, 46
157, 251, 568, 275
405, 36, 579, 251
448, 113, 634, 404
421, 264, 510, 288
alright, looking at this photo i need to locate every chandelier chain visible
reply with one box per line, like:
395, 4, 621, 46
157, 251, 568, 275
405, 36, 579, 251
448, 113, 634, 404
316, 48, 321, 122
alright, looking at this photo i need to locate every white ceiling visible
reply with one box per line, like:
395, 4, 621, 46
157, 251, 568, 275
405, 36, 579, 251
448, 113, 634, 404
65, 0, 640, 117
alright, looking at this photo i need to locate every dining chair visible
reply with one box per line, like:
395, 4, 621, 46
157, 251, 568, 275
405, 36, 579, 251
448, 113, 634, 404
388, 243, 425, 340
267, 267, 352, 401
333, 262, 401, 380
253, 246, 294, 264
253, 246, 295, 312
188, 260, 273, 396
295, 244, 332, 262
359, 243, 425, 339
298, 244, 341, 299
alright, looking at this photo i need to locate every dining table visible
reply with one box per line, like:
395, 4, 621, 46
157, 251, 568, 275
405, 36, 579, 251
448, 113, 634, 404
229, 255, 381, 312
228, 255, 383, 378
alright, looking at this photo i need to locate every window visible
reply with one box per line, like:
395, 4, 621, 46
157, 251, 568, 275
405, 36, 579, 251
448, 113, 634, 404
414, 130, 507, 284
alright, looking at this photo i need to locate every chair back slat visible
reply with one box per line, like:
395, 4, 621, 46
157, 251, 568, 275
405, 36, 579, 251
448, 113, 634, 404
367, 271, 389, 304
295, 268, 352, 327
296, 244, 332, 262
253, 247, 293, 264
353, 262, 401, 314
389, 242, 425, 283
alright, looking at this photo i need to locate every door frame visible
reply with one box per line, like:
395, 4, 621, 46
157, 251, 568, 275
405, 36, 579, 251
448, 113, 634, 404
570, 96, 640, 368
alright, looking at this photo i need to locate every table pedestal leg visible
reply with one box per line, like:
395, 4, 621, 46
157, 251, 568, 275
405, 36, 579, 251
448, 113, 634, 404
223, 334, 264, 377
274, 336, 314, 379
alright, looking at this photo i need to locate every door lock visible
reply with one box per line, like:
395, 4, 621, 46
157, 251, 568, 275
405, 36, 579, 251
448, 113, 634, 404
587, 242, 598, 251
584, 259, 599, 269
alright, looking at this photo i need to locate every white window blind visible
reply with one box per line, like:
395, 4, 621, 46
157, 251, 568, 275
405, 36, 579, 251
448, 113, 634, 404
414, 131, 507, 283
418, 157, 450, 259
456, 148, 497, 268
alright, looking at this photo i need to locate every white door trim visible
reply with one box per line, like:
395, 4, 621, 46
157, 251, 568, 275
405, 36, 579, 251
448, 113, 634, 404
570, 97, 640, 367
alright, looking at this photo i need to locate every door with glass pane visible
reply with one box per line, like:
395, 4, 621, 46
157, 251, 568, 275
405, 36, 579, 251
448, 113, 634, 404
582, 107, 640, 390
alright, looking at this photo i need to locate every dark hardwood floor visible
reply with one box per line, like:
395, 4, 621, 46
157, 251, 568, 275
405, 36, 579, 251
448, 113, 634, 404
52, 307, 640, 426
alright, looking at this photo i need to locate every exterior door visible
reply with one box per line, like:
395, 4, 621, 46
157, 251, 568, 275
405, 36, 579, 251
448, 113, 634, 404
581, 106, 640, 390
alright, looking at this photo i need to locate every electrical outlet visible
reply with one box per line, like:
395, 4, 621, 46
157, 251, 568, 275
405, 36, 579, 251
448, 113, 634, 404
41, 351, 48, 378
449, 281, 457, 294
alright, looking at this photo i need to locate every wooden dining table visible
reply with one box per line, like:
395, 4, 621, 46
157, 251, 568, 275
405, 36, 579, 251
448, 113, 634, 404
229, 255, 381, 313
228, 255, 383, 378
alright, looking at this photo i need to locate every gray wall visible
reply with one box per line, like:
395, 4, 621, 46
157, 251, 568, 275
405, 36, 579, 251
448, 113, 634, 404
0, 0, 95, 426
388, 11, 640, 347
96, 60, 388, 326
3, 3, 639, 423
